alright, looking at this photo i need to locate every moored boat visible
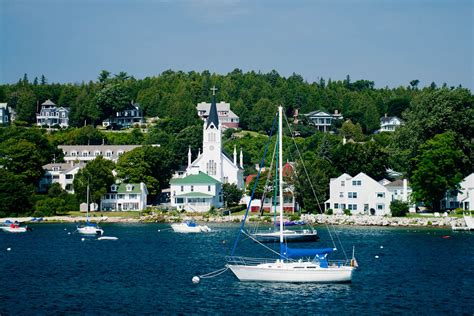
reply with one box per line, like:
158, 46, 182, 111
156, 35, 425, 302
171, 221, 211, 233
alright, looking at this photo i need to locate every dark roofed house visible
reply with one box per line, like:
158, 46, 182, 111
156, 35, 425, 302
36, 99, 70, 128
102, 101, 144, 129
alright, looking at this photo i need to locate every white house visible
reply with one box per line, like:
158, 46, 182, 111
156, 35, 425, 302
196, 101, 239, 129
170, 172, 223, 212
59, 145, 143, 163
100, 183, 148, 211
325, 172, 413, 216
379, 115, 404, 132
457, 173, 474, 211
304, 110, 343, 132
36, 99, 70, 128
39, 162, 85, 193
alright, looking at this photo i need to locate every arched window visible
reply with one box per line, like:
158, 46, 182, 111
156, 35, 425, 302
206, 160, 216, 175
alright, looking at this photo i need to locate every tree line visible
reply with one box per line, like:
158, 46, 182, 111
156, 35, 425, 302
0, 70, 472, 215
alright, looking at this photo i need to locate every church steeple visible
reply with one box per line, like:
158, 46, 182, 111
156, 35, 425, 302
206, 86, 219, 129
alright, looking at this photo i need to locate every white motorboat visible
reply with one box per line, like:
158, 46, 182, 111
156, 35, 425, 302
171, 221, 211, 233
227, 106, 356, 283
0, 225, 29, 233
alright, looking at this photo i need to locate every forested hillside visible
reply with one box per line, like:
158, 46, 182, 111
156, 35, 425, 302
0, 69, 472, 215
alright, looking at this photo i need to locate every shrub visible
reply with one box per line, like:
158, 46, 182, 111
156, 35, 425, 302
390, 200, 409, 217
326, 208, 333, 215
454, 208, 464, 215
290, 213, 301, 221
427, 221, 432, 226
343, 209, 351, 216
208, 206, 218, 216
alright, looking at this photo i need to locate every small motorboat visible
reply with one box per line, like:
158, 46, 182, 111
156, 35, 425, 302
171, 221, 211, 233
0, 222, 30, 233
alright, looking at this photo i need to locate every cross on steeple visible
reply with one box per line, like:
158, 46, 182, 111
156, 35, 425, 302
210, 86, 218, 96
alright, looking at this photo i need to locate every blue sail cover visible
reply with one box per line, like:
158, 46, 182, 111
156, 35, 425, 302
281, 245, 335, 259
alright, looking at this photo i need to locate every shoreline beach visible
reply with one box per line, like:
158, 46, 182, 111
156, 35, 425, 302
0, 213, 467, 228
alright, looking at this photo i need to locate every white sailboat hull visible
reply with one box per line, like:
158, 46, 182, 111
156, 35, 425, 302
171, 223, 211, 233
77, 226, 104, 235
227, 262, 353, 283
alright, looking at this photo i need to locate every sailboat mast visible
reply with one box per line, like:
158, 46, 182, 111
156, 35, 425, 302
278, 106, 284, 244
86, 184, 90, 222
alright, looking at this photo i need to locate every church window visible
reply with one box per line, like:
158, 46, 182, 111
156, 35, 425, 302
224, 176, 228, 183
207, 160, 216, 175
208, 186, 211, 192
180, 186, 183, 192
208, 132, 216, 142
191, 186, 194, 192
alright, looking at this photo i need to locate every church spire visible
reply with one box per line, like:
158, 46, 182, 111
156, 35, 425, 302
206, 86, 219, 129
188, 146, 192, 167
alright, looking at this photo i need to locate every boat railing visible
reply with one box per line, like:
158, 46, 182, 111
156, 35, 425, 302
227, 256, 353, 267
226, 256, 286, 265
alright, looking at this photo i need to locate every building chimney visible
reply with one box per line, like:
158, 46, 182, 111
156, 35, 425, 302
385, 113, 387, 118
188, 146, 192, 167
403, 178, 408, 202
233, 145, 237, 165
343, 136, 347, 145
335, 109, 338, 115
239, 148, 243, 168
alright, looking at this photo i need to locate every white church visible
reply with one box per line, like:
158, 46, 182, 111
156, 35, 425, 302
170, 88, 244, 212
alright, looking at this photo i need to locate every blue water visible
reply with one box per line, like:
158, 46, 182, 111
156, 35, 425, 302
1, 223, 473, 315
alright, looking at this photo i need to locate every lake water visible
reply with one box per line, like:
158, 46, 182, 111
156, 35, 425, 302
1, 223, 473, 315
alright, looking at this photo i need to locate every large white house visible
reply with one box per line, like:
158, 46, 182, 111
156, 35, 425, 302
36, 99, 70, 128
169, 88, 243, 212
379, 115, 404, 132
457, 173, 474, 211
325, 172, 413, 215
59, 145, 142, 163
39, 162, 85, 193
304, 110, 343, 132
100, 183, 148, 211
170, 172, 223, 212
441, 173, 474, 211
196, 101, 239, 129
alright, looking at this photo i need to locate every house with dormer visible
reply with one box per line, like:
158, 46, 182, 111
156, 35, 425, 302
102, 101, 144, 129
36, 99, 70, 128
38, 162, 86, 193
325, 172, 414, 215
100, 182, 148, 211
196, 101, 239, 129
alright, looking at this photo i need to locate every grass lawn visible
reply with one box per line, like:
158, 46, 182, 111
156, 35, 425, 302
66, 211, 141, 218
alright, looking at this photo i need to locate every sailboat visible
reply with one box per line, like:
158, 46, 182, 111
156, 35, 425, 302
226, 106, 356, 282
77, 185, 104, 235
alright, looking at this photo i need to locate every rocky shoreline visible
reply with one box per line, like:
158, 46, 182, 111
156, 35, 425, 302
2, 214, 466, 228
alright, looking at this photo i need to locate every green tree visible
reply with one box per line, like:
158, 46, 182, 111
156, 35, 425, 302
116, 146, 174, 202
340, 120, 364, 142
73, 156, 115, 205
390, 200, 409, 217
222, 183, 243, 207
95, 83, 131, 120
0, 169, 35, 216
410, 132, 467, 212
15, 89, 37, 123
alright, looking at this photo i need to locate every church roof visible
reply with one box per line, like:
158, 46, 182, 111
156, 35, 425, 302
206, 95, 219, 128
170, 172, 220, 185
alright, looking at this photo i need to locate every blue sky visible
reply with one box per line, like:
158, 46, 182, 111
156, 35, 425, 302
1, 0, 472, 90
